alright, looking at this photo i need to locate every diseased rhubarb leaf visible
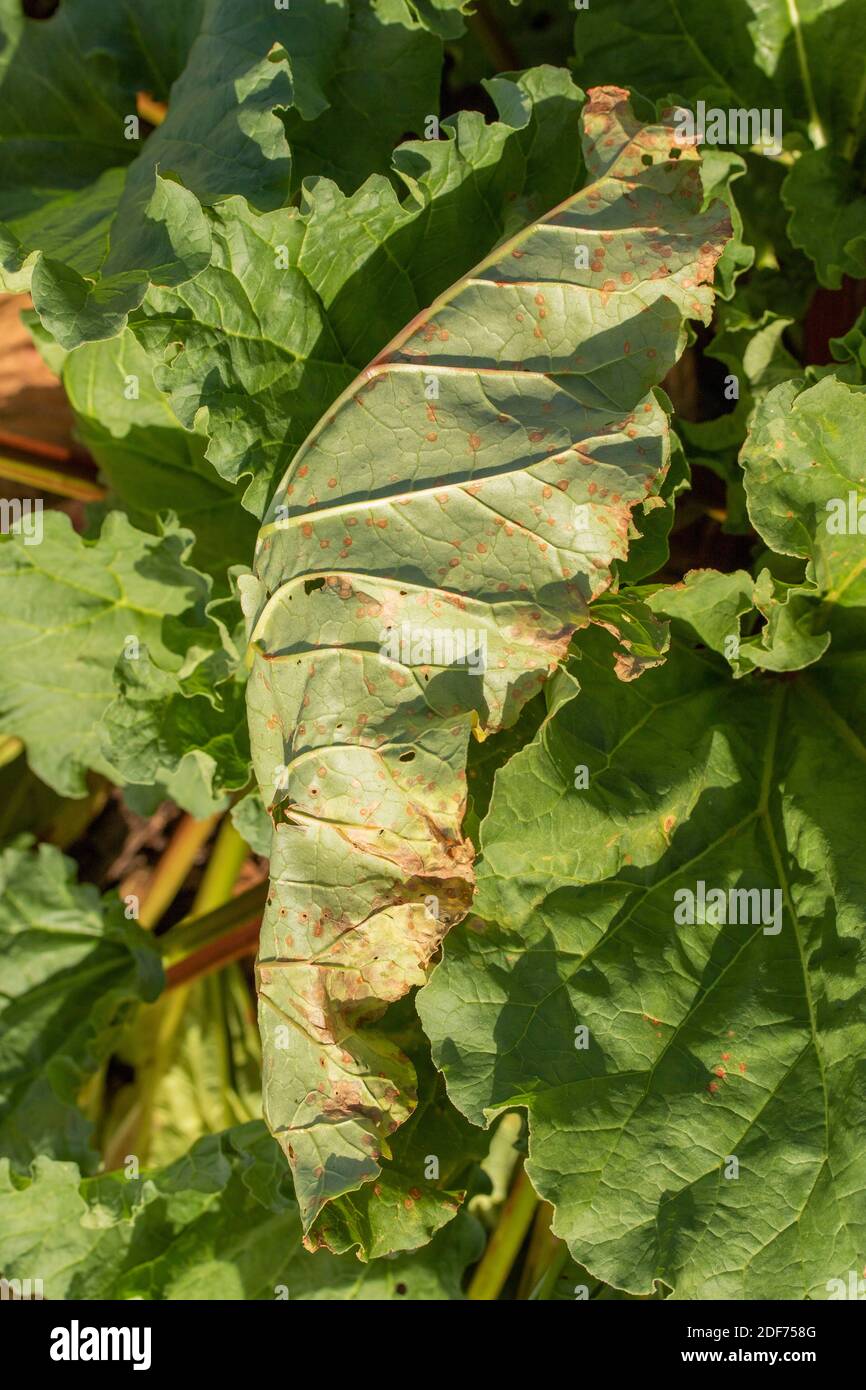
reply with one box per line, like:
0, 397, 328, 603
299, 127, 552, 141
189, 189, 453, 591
0, 510, 246, 812
305, 998, 488, 1258
0, 840, 162, 1174
244, 86, 729, 1230
0, 0, 445, 346
130, 67, 587, 516
588, 591, 670, 681
0, 1122, 483, 1299
698, 150, 753, 300
572, 0, 866, 287
418, 622, 866, 1299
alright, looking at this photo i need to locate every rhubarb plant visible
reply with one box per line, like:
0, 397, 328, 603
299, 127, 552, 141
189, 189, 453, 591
0, 0, 864, 1303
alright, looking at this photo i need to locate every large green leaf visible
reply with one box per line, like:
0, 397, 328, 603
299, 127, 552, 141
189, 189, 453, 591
244, 86, 729, 1229
279, 0, 442, 191
61, 329, 259, 586
0, 1122, 483, 1299
0, 0, 444, 346
101, 617, 251, 820
675, 285, 804, 536
0, 840, 162, 1173
418, 621, 866, 1298
130, 67, 588, 516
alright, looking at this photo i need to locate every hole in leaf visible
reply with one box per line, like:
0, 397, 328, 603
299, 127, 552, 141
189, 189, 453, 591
303, 576, 326, 595
22, 0, 59, 15
641, 154, 654, 167
669, 147, 682, 159
399, 751, 416, 763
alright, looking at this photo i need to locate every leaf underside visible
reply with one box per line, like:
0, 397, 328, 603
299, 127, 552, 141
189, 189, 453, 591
245, 87, 730, 1230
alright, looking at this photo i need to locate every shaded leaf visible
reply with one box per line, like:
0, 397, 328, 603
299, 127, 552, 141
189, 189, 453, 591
61, 329, 258, 587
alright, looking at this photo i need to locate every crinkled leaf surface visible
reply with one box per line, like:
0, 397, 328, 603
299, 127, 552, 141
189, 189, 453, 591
782, 149, 866, 288
0, 510, 240, 806
101, 628, 251, 820
278, 0, 443, 191
418, 622, 866, 1298
0, 840, 162, 1174
0, 1122, 482, 1300
0, 0, 444, 345
1, 0, 216, 344
245, 86, 729, 1229
62, 329, 258, 586
676, 287, 804, 535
